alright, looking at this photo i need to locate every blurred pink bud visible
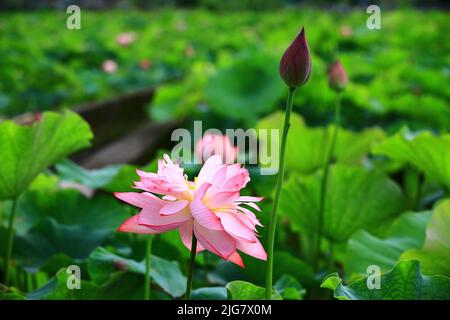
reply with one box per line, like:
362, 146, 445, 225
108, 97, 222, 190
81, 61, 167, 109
340, 25, 353, 37
139, 59, 152, 70
185, 45, 195, 57
21, 111, 42, 126
102, 60, 118, 74
116, 32, 135, 47
328, 60, 348, 92
32, 111, 42, 123
279, 27, 312, 88
195, 134, 238, 164
114, 261, 129, 271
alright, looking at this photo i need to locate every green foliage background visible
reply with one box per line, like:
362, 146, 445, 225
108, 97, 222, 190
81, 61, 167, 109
0, 6, 449, 300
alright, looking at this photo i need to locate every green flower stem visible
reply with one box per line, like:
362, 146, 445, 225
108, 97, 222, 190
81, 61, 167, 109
4, 197, 18, 286
314, 94, 341, 271
185, 232, 197, 300
144, 235, 153, 300
265, 86, 297, 300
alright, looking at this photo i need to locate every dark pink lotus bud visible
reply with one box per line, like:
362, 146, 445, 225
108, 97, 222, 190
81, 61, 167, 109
328, 60, 348, 92
279, 27, 312, 88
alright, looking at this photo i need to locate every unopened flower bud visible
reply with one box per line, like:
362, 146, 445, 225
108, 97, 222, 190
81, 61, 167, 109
279, 27, 312, 88
328, 60, 348, 92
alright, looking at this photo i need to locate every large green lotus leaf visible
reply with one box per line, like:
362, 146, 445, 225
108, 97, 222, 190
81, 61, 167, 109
0, 285, 26, 300
87, 247, 186, 298
55, 158, 121, 189
2, 173, 59, 236
29, 268, 146, 300
400, 199, 450, 277
240, 250, 315, 288
321, 260, 450, 300
257, 112, 385, 174
280, 164, 406, 242
206, 53, 284, 121
16, 188, 127, 231
274, 275, 306, 300
13, 189, 128, 271
0, 111, 92, 199
150, 62, 211, 122
206, 259, 248, 286
372, 129, 450, 190
345, 210, 432, 277
0, 291, 26, 300
103, 150, 163, 192
226, 281, 282, 300
191, 287, 228, 300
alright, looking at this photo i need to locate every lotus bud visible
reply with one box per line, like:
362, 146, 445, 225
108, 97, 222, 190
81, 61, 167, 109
328, 60, 348, 92
279, 27, 312, 88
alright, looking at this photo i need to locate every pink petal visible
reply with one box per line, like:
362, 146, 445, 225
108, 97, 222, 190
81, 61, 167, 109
215, 211, 257, 243
241, 202, 261, 212
190, 183, 223, 230
196, 155, 223, 187
193, 221, 235, 259
221, 171, 249, 191
132, 181, 151, 192
114, 192, 160, 208
237, 206, 263, 227
162, 195, 177, 201
205, 190, 239, 208
227, 251, 244, 268
160, 200, 189, 216
117, 215, 158, 234
138, 204, 190, 231
134, 155, 189, 199
179, 221, 205, 253
234, 212, 258, 232
136, 169, 156, 179
237, 196, 264, 203
209, 165, 228, 187
236, 238, 267, 261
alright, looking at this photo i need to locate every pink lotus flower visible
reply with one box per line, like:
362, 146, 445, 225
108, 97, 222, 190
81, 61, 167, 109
115, 154, 266, 267
195, 134, 238, 164
102, 59, 118, 73
116, 32, 136, 47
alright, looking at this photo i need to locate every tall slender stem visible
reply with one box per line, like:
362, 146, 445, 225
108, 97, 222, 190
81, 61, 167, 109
185, 232, 197, 300
265, 86, 296, 300
4, 197, 18, 286
144, 235, 153, 300
314, 94, 341, 271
